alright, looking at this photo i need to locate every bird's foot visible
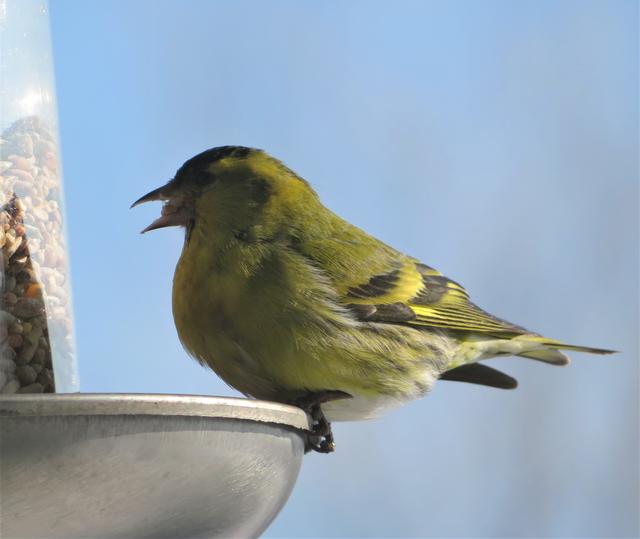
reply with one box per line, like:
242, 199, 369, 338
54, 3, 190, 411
293, 390, 351, 454
306, 406, 335, 453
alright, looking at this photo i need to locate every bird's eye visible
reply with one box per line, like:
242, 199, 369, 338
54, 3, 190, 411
234, 230, 248, 241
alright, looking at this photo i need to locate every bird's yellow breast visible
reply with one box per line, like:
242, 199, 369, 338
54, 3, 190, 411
172, 232, 283, 399
171, 223, 435, 403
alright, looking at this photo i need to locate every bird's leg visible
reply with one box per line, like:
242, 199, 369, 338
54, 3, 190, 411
293, 390, 351, 454
308, 404, 334, 454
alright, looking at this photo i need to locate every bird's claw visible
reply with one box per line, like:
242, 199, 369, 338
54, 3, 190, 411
293, 390, 350, 454
305, 407, 336, 453
305, 431, 335, 453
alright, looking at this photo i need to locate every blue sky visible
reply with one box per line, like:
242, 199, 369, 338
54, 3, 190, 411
44, 0, 639, 536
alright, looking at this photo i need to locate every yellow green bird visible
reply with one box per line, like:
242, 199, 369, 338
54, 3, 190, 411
133, 146, 614, 453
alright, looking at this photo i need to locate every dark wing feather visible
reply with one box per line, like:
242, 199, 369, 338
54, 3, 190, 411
344, 260, 527, 335
439, 363, 518, 389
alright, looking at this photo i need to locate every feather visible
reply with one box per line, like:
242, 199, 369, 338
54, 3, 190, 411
341, 260, 527, 334
439, 363, 518, 389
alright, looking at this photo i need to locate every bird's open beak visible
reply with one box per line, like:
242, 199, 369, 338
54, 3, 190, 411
132, 184, 193, 233
131, 185, 167, 208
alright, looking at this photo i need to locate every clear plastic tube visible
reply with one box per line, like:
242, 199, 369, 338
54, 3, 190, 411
0, 0, 78, 393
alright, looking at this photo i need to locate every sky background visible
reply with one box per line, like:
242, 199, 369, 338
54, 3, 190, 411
28, 0, 640, 536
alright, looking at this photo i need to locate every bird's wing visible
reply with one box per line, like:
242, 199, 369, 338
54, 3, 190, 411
296, 216, 525, 334
296, 223, 614, 359
342, 258, 526, 334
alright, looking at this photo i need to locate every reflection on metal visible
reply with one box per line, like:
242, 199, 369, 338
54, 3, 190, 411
0, 393, 310, 538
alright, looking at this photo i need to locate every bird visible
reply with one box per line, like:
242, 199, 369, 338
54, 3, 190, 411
133, 146, 615, 453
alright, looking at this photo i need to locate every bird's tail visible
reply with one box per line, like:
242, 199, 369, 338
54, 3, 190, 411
506, 335, 616, 366
462, 333, 616, 366
439, 335, 616, 390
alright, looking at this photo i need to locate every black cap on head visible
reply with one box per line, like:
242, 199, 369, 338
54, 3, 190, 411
175, 146, 261, 186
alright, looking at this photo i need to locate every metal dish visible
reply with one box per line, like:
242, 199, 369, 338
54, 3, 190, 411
0, 393, 309, 538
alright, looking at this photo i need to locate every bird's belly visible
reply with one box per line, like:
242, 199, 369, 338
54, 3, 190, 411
321, 391, 424, 422
173, 247, 450, 410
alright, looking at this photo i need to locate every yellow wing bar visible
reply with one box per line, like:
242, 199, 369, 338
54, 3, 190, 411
344, 260, 526, 334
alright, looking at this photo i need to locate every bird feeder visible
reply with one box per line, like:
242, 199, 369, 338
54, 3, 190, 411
0, 0, 78, 394
0, 394, 308, 538
0, 3, 310, 537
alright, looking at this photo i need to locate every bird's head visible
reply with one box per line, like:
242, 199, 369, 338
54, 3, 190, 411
132, 146, 317, 241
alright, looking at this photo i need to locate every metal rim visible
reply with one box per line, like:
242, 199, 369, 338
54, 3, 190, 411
0, 393, 310, 430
